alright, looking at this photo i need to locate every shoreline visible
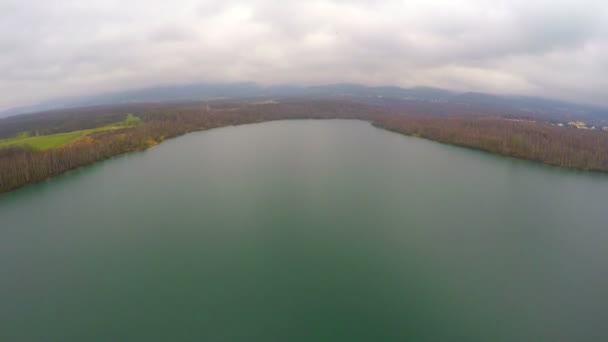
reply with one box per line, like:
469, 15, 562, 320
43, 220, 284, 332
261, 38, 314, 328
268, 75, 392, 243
3, 117, 608, 196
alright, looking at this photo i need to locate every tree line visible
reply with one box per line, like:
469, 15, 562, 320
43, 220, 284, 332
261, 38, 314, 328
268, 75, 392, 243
374, 115, 608, 172
2, 100, 608, 193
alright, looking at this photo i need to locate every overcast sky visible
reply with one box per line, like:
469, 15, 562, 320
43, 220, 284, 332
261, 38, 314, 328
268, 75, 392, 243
1, 0, 607, 110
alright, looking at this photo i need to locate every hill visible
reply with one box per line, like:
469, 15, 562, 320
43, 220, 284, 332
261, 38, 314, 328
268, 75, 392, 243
2, 83, 607, 123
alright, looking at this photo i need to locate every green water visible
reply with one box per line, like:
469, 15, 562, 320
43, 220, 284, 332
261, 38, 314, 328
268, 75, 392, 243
1, 120, 607, 341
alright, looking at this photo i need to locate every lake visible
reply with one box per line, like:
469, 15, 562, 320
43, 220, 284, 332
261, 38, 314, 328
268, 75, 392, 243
1, 120, 607, 341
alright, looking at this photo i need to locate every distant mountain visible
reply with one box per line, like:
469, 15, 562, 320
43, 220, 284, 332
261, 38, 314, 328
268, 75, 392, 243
450, 92, 608, 120
2, 82, 607, 121
0, 83, 265, 118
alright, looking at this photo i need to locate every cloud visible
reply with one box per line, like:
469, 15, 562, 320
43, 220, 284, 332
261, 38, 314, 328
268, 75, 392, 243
0, 0, 607, 110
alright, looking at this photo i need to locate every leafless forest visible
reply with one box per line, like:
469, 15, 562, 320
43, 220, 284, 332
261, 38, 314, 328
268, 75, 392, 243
2, 100, 608, 193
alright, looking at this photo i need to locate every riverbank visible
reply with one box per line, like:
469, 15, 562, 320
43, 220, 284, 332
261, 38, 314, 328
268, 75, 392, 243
2, 101, 608, 194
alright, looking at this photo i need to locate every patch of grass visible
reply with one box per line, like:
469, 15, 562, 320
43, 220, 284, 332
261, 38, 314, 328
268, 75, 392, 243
0, 115, 142, 150
123, 114, 141, 126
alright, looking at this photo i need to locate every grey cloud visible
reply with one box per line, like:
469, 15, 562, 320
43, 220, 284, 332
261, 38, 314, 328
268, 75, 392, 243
149, 26, 199, 43
0, 0, 607, 111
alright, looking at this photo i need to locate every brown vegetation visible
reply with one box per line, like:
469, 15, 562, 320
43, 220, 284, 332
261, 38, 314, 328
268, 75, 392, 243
374, 115, 608, 172
2, 100, 608, 194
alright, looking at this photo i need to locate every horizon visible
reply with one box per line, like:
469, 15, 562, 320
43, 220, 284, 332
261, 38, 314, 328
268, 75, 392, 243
3, 80, 607, 117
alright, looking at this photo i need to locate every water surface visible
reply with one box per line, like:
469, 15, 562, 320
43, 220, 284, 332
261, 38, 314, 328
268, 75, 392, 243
1, 120, 607, 341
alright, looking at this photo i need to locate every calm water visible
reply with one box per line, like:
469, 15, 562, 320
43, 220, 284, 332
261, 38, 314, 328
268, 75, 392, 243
1, 120, 608, 341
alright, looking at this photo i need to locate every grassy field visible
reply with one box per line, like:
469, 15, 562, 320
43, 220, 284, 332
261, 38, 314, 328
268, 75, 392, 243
0, 114, 141, 150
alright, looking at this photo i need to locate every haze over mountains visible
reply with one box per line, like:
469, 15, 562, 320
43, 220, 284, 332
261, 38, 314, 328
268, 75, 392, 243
2, 83, 607, 121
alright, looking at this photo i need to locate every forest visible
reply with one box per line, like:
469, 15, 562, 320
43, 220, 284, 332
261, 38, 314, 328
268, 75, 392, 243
1, 99, 608, 193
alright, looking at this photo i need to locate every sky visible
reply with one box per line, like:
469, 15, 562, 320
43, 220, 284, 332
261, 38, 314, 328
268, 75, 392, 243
1, 0, 607, 110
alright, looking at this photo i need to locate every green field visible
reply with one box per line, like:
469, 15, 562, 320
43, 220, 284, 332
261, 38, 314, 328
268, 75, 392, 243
0, 114, 141, 150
